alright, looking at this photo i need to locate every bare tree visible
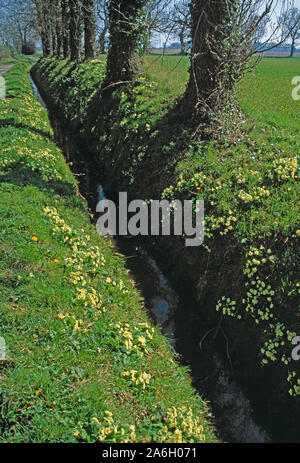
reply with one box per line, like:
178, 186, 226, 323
139, 0, 170, 54
280, 6, 300, 57
0, 0, 39, 54
169, 0, 191, 55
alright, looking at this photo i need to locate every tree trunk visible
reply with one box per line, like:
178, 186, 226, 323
44, 1, 53, 57
51, 1, 57, 59
55, 0, 63, 58
99, 27, 107, 54
69, 0, 82, 61
104, 0, 147, 85
179, 29, 185, 55
83, 0, 96, 60
35, 0, 52, 57
87, 0, 146, 132
62, 0, 70, 58
45, 14, 53, 56
142, 26, 151, 55
181, 0, 234, 123
290, 36, 295, 57
40, 29, 48, 57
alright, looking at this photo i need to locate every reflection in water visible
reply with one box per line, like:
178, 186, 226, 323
29, 75, 46, 108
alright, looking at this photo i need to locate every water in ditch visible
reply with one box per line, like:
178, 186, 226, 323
30, 74, 271, 443
97, 185, 271, 444
29, 74, 47, 108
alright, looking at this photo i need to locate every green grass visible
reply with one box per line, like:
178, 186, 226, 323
0, 60, 216, 443
0, 46, 14, 64
34, 54, 299, 401
0, 55, 32, 66
37, 56, 107, 128
143, 55, 189, 97
140, 56, 299, 240
143, 57, 299, 396
143, 55, 300, 129
238, 57, 300, 132
0, 58, 16, 65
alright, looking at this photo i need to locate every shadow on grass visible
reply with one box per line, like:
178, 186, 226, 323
0, 118, 53, 141
33, 60, 77, 86
0, 166, 76, 198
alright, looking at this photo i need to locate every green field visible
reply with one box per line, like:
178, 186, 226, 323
144, 55, 300, 132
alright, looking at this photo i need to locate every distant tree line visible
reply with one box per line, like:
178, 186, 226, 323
0, 0, 38, 55
280, 5, 300, 56
1, 1, 299, 60
30, 0, 96, 60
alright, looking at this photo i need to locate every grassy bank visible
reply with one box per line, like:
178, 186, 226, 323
0, 60, 216, 443
0, 54, 30, 66
32, 54, 299, 441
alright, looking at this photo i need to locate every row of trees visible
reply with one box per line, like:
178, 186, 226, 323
0, 0, 38, 54
87, 0, 299, 127
0, 1, 299, 123
0, 1, 299, 59
0, 0, 192, 58
32, 0, 96, 60
32, 0, 194, 60
281, 6, 300, 56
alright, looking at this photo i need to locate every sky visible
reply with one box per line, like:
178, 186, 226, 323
1, 0, 299, 49
152, 0, 300, 47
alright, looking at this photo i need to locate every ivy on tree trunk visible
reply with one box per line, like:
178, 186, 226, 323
104, 0, 147, 85
35, 0, 52, 57
182, 0, 235, 124
69, 0, 82, 61
83, 0, 96, 60
62, 0, 70, 59
55, 0, 63, 58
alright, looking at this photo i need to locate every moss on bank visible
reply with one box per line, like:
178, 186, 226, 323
0, 60, 216, 443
